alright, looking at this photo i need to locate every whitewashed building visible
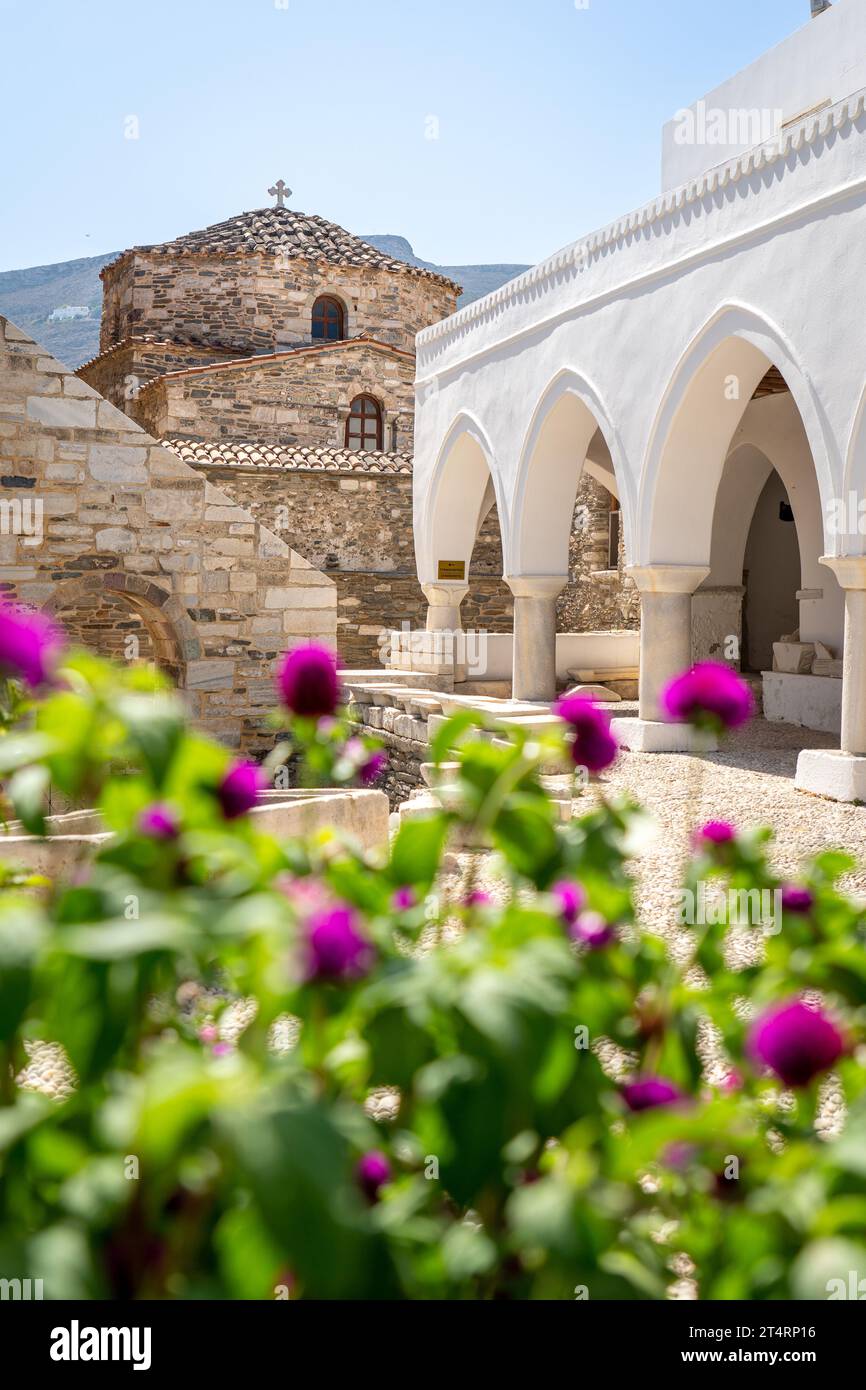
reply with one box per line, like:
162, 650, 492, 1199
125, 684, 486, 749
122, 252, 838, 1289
412, 0, 866, 801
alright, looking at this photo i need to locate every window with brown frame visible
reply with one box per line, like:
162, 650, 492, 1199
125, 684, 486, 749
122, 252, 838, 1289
607, 495, 621, 570
312, 295, 345, 341
345, 394, 383, 451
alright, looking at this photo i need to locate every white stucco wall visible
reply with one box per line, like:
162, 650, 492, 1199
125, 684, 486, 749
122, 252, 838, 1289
661, 0, 866, 189
414, 76, 866, 671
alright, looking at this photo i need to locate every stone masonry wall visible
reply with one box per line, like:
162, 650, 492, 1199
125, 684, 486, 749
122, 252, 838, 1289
100, 252, 457, 360
0, 314, 337, 759
79, 340, 242, 412
558, 476, 640, 632
180, 465, 633, 670
135, 341, 416, 452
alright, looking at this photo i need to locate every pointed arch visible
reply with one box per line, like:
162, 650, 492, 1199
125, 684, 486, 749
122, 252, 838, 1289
639, 303, 838, 566
508, 369, 632, 577
416, 411, 507, 585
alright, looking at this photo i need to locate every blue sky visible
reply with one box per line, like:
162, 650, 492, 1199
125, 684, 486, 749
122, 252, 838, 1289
1, 0, 812, 272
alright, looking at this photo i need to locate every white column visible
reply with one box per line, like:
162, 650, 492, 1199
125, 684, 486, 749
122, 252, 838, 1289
422, 582, 468, 633
506, 574, 567, 702
610, 564, 710, 753
632, 565, 709, 720
823, 559, 866, 755
796, 557, 866, 801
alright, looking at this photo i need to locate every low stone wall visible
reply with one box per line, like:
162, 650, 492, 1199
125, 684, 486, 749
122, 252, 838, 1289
352, 705, 428, 809
0, 788, 391, 878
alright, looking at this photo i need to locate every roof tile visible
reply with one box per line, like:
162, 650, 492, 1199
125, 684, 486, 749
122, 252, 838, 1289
105, 206, 461, 293
163, 434, 413, 476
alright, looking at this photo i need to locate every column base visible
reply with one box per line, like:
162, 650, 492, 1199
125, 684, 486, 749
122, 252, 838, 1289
795, 748, 866, 802
610, 717, 719, 754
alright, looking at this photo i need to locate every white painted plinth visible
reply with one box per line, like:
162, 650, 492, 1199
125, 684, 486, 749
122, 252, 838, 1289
610, 717, 719, 754
795, 748, 866, 803
762, 671, 841, 735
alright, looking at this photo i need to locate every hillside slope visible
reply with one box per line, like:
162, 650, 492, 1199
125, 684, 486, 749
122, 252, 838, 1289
0, 238, 530, 369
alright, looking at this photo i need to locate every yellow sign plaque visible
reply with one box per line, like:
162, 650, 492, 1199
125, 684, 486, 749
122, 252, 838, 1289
437, 560, 466, 580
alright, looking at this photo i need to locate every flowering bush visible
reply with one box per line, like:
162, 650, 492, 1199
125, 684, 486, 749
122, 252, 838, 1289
0, 621, 864, 1301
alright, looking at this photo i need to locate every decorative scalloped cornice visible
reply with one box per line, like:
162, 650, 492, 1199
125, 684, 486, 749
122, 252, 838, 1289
417, 87, 866, 359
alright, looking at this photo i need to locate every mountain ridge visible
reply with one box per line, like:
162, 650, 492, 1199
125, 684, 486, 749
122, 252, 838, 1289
0, 238, 530, 369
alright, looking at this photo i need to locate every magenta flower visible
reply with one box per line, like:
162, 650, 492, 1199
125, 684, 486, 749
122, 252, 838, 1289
693, 820, 736, 848
570, 910, 617, 950
554, 694, 618, 773
392, 886, 417, 911
464, 890, 493, 908
747, 999, 846, 1088
622, 1077, 685, 1112
781, 885, 814, 915
662, 662, 754, 732
0, 599, 64, 687
356, 1150, 391, 1203
276, 643, 340, 719
137, 803, 179, 840
360, 750, 387, 786
216, 761, 266, 819
552, 879, 586, 926
198, 1024, 219, 1044
305, 906, 374, 983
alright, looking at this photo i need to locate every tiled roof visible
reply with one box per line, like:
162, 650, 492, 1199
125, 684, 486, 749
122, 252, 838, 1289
105, 206, 461, 293
77, 334, 245, 374
163, 435, 413, 475
135, 334, 413, 392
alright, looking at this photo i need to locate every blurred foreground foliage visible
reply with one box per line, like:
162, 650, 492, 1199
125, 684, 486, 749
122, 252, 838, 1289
0, 653, 864, 1300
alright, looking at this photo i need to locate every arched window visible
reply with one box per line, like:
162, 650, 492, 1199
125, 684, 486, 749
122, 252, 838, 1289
345, 394, 383, 452
312, 295, 345, 341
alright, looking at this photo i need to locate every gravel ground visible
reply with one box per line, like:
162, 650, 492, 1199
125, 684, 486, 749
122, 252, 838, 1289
596, 707, 866, 934
438, 711, 866, 930
434, 711, 862, 1147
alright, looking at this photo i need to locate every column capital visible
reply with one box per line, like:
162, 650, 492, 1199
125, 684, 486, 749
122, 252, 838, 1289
820, 555, 866, 589
626, 563, 710, 595
421, 581, 469, 606
504, 573, 568, 600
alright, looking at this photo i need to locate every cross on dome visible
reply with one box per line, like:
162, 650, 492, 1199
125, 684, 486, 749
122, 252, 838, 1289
268, 180, 291, 208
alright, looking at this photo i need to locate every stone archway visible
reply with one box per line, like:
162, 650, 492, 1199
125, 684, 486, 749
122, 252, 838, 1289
44, 574, 197, 689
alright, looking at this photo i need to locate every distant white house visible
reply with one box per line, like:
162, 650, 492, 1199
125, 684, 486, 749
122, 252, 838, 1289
412, 0, 866, 801
48, 305, 92, 322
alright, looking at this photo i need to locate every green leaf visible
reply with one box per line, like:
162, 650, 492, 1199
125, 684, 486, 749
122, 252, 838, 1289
388, 814, 449, 891
0, 903, 45, 1042
429, 710, 485, 765
215, 1204, 287, 1300
0, 1095, 53, 1154
599, 1249, 667, 1300
116, 693, 184, 788
791, 1238, 866, 1300
8, 763, 50, 835
493, 796, 560, 884
441, 1222, 497, 1281
0, 732, 56, 776
58, 913, 195, 961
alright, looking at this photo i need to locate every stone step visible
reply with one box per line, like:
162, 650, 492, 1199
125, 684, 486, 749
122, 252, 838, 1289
561, 682, 622, 703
